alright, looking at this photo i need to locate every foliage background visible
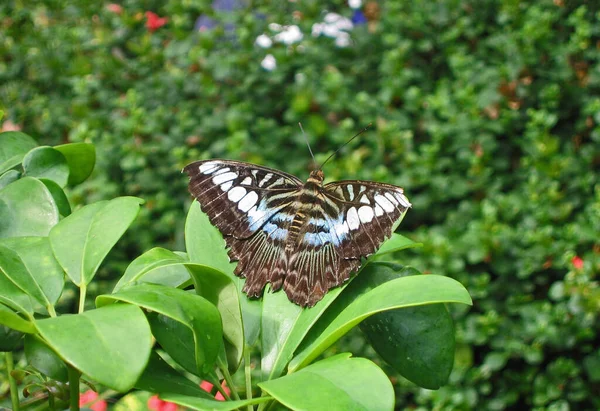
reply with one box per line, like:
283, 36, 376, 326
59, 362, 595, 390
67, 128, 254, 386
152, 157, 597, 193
1, 0, 599, 409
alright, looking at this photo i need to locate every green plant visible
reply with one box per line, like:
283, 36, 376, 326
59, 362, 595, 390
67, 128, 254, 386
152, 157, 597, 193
0, 131, 470, 410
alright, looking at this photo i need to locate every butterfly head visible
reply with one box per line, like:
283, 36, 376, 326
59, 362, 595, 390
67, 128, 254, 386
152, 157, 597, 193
307, 169, 324, 185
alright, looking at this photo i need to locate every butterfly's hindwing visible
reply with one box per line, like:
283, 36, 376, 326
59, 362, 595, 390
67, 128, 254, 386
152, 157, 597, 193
185, 160, 411, 307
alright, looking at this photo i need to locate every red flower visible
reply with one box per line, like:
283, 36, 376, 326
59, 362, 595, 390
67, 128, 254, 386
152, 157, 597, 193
145, 11, 168, 32
200, 380, 214, 392
106, 4, 123, 14
79, 390, 107, 411
148, 395, 179, 411
200, 380, 230, 401
571, 256, 584, 270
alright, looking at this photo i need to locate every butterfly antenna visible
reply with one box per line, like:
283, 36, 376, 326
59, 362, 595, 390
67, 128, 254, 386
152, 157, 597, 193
318, 123, 373, 170
299, 122, 316, 165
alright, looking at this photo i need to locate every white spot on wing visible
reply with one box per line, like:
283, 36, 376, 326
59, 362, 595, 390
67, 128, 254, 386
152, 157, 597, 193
259, 173, 273, 187
334, 220, 349, 239
213, 171, 237, 185
359, 195, 370, 204
347, 207, 360, 230
199, 162, 219, 174
374, 204, 384, 216
238, 191, 258, 212
358, 206, 374, 223
375, 194, 394, 212
395, 192, 411, 207
228, 186, 246, 202
240, 176, 252, 185
385, 192, 399, 205
347, 185, 354, 200
220, 181, 233, 192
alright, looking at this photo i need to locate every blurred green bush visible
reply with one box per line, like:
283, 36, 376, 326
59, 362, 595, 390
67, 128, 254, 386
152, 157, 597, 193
1, 0, 599, 409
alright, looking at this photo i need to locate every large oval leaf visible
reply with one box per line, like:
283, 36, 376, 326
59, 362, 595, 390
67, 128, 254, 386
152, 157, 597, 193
22, 146, 69, 188
96, 283, 223, 376
113, 247, 190, 292
35, 304, 152, 392
54, 143, 95, 185
39, 178, 71, 216
0, 131, 37, 174
0, 237, 64, 312
0, 170, 20, 190
289, 267, 472, 372
49, 197, 143, 286
185, 202, 262, 346
0, 303, 35, 333
259, 353, 394, 411
0, 177, 59, 238
358, 263, 455, 389
24, 334, 68, 382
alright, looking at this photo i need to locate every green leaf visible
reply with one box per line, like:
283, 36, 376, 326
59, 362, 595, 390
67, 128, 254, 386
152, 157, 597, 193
0, 324, 24, 352
35, 304, 152, 392
160, 393, 272, 411
289, 265, 472, 373
0, 263, 34, 317
49, 197, 143, 286
0, 239, 64, 312
261, 283, 345, 380
54, 143, 96, 185
22, 147, 70, 188
24, 334, 68, 382
359, 263, 456, 389
96, 283, 223, 375
135, 350, 214, 397
185, 202, 261, 346
113, 247, 190, 292
0, 131, 37, 174
0, 170, 20, 190
259, 353, 394, 411
186, 263, 244, 373
0, 303, 35, 333
39, 178, 71, 216
371, 233, 422, 257
0, 177, 59, 238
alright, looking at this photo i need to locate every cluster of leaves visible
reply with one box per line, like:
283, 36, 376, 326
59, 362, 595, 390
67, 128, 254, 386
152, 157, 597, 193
0, 132, 470, 409
1, 0, 599, 409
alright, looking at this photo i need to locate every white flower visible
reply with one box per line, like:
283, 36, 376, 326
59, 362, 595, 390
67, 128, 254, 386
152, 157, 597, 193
335, 32, 351, 47
268, 23, 282, 31
311, 22, 324, 37
273, 25, 303, 45
261, 54, 276, 71
324, 13, 353, 31
255, 34, 273, 48
348, 0, 362, 9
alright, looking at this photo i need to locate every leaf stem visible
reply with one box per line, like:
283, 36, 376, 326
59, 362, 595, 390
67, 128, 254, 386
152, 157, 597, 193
47, 304, 57, 318
5, 352, 20, 411
245, 345, 253, 411
78, 284, 86, 314
67, 365, 80, 411
218, 360, 240, 401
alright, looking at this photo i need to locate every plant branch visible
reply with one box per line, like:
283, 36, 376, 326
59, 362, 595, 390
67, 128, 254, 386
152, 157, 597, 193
67, 365, 81, 411
5, 352, 20, 411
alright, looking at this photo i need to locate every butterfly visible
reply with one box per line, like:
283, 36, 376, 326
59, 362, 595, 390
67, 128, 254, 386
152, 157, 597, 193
184, 159, 410, 307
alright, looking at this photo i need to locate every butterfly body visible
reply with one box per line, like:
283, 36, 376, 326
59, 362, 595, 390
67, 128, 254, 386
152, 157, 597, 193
185, 160, 410, 307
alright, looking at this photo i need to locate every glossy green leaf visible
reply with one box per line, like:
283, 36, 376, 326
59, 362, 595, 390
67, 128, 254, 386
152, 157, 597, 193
0, 303, 35, 333
186, 263, 244, 372
22, 146, 69, 187
113, 247, 190, 292
0, 261, 34, 317
371, 233, 422, 257
161, 393, 272, 411
0, 324, 24, 351
185, 202, 261, 345
135, 350, 214, 397
39, 178, 71, 216
0, 240, 63, 312
0, 177, 59, 238
35, 304, 152, 392
259, 353, 394, 411
96, 283, 223, 375
0, 131, 37, 174
49, 197, 143, 286
24, 334, 68, 382
289, 266, 472, 372
359, 263, 455, 389
261, 284, 345, 380
54, 143, 95, 185
0, 169, 20, 189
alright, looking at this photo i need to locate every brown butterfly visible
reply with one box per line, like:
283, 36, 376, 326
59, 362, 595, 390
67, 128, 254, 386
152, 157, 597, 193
184, 158, 410, 307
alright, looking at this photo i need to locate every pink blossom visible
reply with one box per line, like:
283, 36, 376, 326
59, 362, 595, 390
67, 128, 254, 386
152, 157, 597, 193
571, 256, 584, 270
106, 4, 123, 14
200, 380, 214, 392
79, 390, 107, 411
148, 395, 179, 411
145, 11, 168, 32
